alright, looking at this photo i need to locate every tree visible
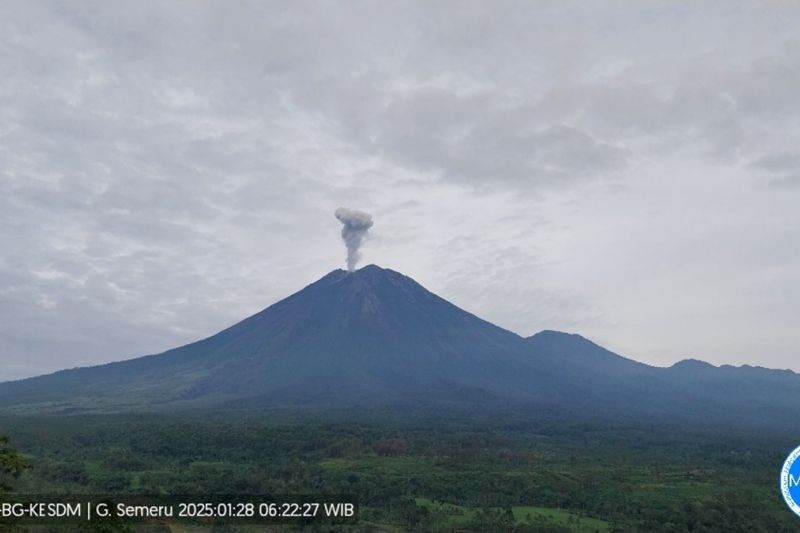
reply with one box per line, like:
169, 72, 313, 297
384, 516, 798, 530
0, 435, 28, 493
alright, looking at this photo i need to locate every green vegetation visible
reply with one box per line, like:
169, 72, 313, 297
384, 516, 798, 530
414, 498, 610, 531
0, 413, 797, 531
0, 434, 28, 494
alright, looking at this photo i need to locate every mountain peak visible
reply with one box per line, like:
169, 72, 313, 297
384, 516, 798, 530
347, 264, 398, 278
529, 330, 588, 342
670, 358, 716, 371
527, 329, 602, 352
354, 263, 385, 272
316, 264, 419, 297
344, 264, 402, 279
317, 264, 399, 282
526, 329, 649, 373
299, 265, 404, 295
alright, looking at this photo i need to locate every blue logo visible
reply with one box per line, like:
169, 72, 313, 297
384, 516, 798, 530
781, 445, 800, 517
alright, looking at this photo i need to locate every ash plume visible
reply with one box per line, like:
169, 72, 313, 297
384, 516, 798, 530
335, 207, 374, 272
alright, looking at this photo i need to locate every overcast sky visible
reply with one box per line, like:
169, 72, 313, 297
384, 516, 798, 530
2, 1, 799, 381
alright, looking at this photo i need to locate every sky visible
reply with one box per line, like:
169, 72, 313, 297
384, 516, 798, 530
1, 1, 799, 381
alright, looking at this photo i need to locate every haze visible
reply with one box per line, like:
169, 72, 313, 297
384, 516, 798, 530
1, 1, 799, 381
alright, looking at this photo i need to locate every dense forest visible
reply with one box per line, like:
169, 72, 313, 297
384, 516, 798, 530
0, 412, 797, 532
0, 434, 27, 493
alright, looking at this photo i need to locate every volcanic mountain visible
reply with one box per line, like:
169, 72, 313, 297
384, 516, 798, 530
1, 265, 798, 427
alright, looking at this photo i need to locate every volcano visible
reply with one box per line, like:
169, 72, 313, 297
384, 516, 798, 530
1, 265, 799, 427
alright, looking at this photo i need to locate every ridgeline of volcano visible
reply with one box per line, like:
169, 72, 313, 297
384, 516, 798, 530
1, 265, 798, 428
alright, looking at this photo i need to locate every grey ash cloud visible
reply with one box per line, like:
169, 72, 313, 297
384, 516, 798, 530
335, 208, 374, 272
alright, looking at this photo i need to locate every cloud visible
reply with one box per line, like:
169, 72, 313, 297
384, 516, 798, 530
751, 152, 800, 188
347, 88, 629, 189
0, 1, 799, 379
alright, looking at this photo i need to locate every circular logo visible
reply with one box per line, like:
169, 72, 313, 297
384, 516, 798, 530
781, 445, 800, 517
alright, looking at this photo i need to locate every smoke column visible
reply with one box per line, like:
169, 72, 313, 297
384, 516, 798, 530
334, 207, 374, 272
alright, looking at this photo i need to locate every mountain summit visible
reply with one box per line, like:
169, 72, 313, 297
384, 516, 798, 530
1, 265, 798, 427
0, 265, 535, 411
